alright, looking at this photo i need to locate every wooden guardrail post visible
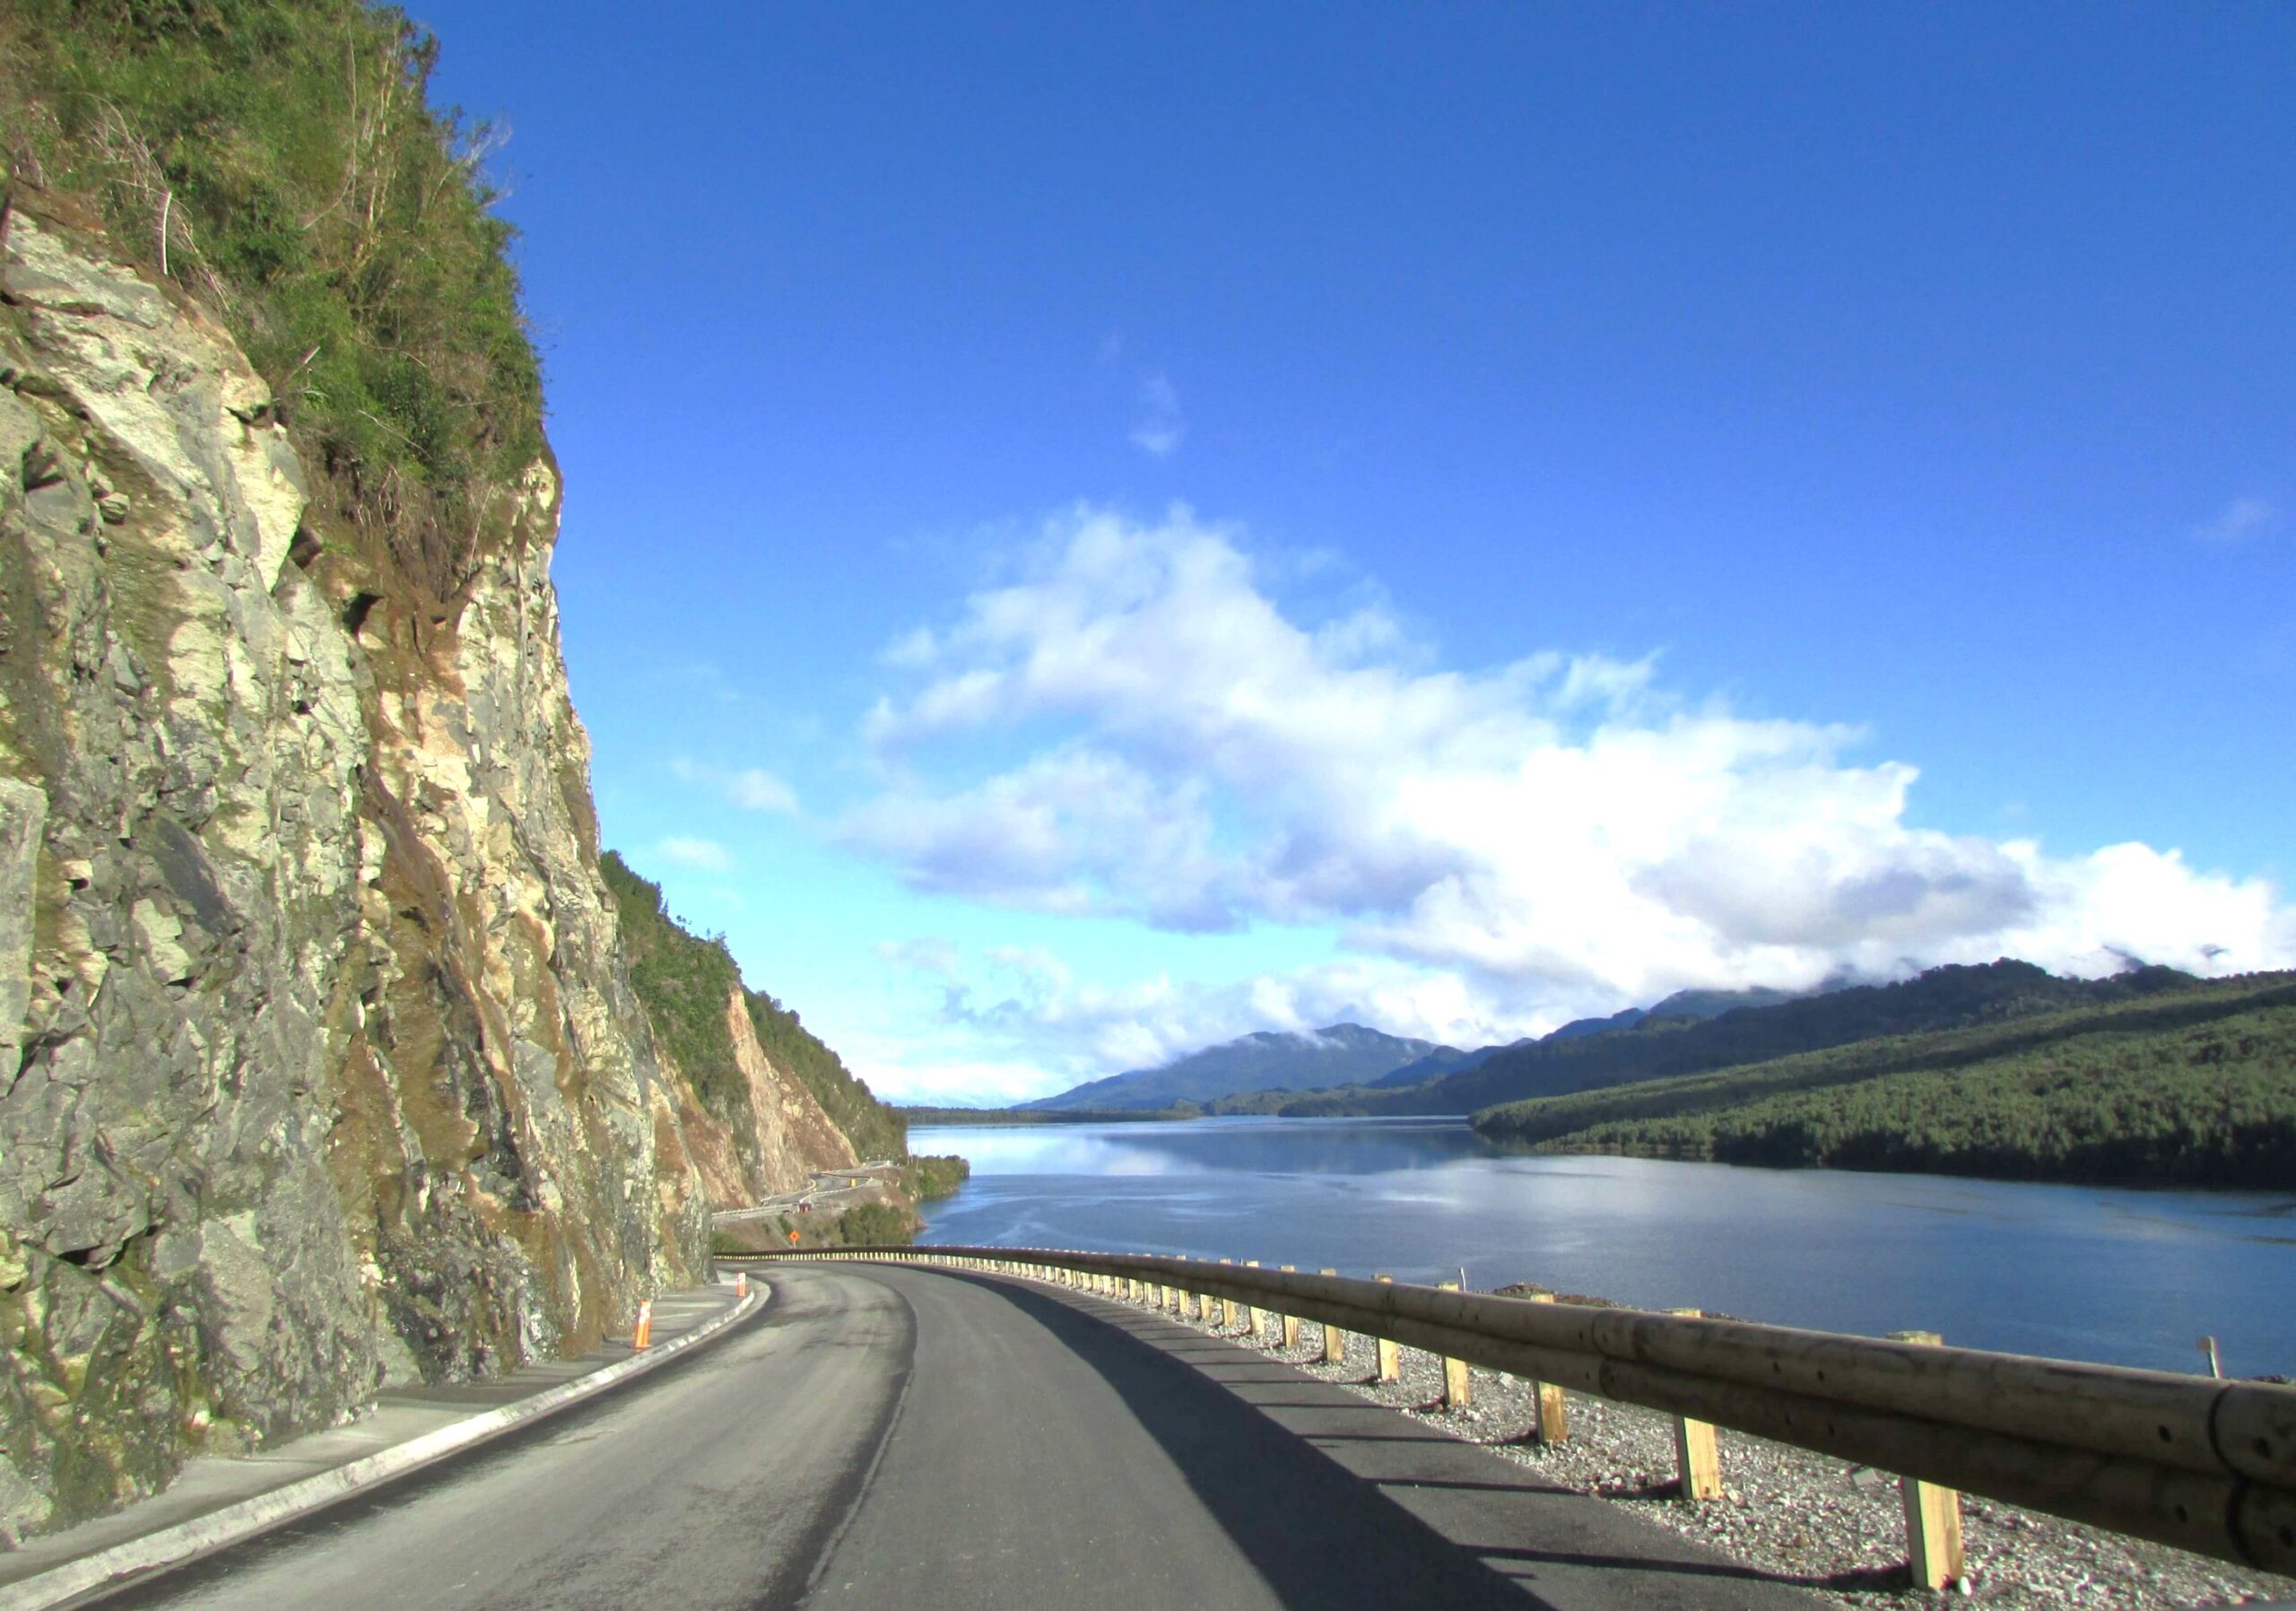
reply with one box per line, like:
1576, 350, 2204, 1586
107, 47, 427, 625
1245, 1261, 1265, 1337
1888, 1330, 1966, 1589
1320, 1270, 1348, 1365
1524, 1293, 1568, 1442
1279, 1267, 1300, 1347
1667, 1309, 1721, 1502
1437, 1282, 1471, 1406
1374, 1276, 1401, 1382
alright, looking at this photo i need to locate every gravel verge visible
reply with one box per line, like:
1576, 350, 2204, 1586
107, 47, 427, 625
1110, 1282, 2296, 1610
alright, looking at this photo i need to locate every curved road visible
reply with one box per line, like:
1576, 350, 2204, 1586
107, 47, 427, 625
100, 1265, 1822, 1610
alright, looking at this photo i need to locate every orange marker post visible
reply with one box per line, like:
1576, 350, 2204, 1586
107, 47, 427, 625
633, 1299, 655, 1351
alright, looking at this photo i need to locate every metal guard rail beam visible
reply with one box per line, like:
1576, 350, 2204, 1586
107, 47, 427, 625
750, 1244, 2296, 1575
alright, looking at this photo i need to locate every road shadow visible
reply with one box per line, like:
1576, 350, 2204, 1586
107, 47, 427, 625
939, 1271, 1822, 1610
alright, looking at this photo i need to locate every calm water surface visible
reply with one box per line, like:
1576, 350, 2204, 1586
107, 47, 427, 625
910, 1116, 2296, 1375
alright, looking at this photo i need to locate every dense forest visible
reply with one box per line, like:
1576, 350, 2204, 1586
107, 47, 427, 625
601, 853, 906, 1163
1473, 975, 2296, 1188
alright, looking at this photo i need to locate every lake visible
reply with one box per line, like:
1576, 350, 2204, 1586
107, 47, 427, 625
909, 1116, 2296, 1376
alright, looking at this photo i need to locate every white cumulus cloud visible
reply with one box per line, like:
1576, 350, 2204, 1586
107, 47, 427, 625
846, 506, 2294, 1044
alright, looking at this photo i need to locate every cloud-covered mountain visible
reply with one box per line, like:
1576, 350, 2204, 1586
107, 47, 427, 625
1363, 984, 1808, 1090
841, 510, 2291, 1104
1340, 960, 2209, 1116
1026, 1023, 1441, 1111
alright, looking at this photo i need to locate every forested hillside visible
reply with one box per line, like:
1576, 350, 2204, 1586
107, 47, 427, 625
1308, 960, 2219, 1115
1474, 975, 2296, 1187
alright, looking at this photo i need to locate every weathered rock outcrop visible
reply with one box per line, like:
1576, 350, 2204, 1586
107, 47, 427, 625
672, 988, 859, 1210
0, 198, 802, 1537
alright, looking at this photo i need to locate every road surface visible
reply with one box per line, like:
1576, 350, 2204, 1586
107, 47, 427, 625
99, 1264, 1822, 1610
715, 1162, 900, 1224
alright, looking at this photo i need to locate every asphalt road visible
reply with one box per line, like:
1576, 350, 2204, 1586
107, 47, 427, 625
99, 1265, 1824, 1611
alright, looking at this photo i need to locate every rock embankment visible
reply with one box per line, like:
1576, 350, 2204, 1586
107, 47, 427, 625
0, 197, 839, 1541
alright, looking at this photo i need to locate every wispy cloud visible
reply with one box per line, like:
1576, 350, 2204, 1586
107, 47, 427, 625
727, 768, 798, 814
657, 835, 734, 872
1130, 371, 1187, 457
2195, 495, 2274, 546
875, 936, 963, 979
670, 758, 801, 815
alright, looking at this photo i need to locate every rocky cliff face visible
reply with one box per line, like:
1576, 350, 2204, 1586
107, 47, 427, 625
0, 197, 832, 1539
671, 988, 859, 1211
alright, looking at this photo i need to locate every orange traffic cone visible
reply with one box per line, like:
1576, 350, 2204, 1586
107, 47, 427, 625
633, 1299, 654, 1351
735, 1271, 748, 1300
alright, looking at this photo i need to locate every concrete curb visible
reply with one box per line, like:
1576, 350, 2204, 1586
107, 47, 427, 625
0, 1282, 767, 1611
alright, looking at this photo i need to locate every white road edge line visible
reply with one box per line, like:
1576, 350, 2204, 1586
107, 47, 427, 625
0, 1282, 769, 1611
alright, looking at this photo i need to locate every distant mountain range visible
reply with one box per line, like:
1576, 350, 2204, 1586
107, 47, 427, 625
1024, 1023, 1440, 1111
1025, 985, 1808, 1112
1282, 961, 2209, 1118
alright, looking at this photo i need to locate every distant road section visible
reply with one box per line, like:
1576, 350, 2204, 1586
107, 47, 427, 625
714, 1161, 901, 1224
106, 1266, 1819, 1610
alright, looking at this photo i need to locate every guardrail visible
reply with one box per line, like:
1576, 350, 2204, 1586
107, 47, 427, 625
748, 1244, 2296, 1587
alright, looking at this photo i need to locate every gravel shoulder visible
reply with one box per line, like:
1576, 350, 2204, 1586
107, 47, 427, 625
1124, 1284, 2296, 1610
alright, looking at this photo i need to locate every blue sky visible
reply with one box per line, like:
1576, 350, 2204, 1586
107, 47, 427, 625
413, 3, 2293, 1103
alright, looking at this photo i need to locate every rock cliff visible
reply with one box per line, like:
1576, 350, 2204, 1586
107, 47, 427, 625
671, 988, 859, 1210
0, 195, 855, 1539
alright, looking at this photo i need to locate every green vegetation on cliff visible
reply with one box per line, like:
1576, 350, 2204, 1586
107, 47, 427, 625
1474, 975, 2296, 1187
599, 852, 747, 1117
0, 0, 542, 608
601, 851, 906, 1162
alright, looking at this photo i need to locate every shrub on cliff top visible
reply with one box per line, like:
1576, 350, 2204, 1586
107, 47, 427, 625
599, 851, 747, 1119
0, 0, 544, 610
